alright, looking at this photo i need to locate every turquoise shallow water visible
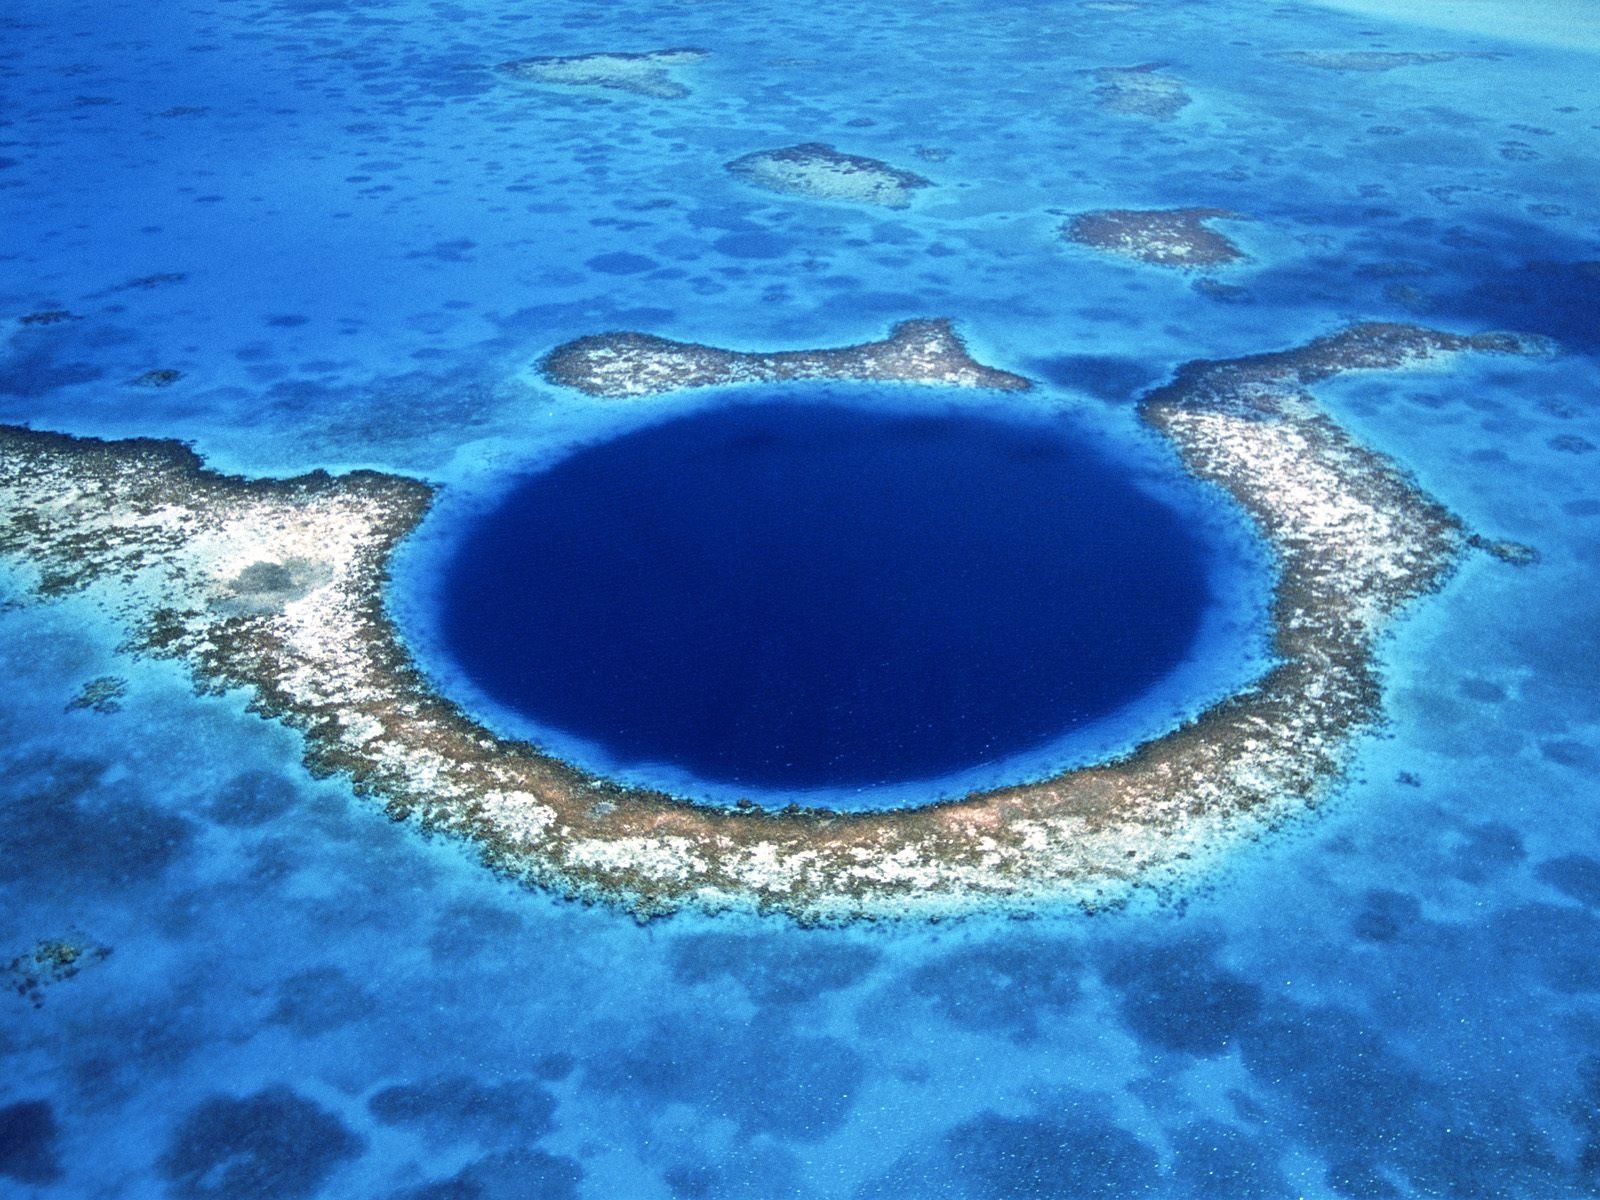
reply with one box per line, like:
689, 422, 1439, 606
2, 0, 1599, 1196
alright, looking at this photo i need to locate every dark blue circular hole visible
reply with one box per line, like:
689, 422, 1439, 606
435, 397, 1216, 792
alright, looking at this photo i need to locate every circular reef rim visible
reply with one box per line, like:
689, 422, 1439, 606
0, 319, 1544, 922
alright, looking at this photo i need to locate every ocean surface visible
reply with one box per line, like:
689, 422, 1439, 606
1, 0, 1598, 1196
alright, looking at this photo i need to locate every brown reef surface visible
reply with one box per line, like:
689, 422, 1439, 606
0, 323, 1539, 922
541, 318, 1028, 398
1066, 208, 1246, 268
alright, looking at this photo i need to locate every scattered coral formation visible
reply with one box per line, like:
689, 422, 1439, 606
87, 272, 187, 297
66, 675, 127, 714
540, 318, 1028, 398
4, 937, 111, 1007
1272, 50, 1495, 72
128, 368, 183, 388
0, 324, 1539, 921
496, 48, 707, 99
725, 143, 932, 208
1468, 534, 1539, 567
1065, 208, 1246, 268
1089, 64, 1191, 120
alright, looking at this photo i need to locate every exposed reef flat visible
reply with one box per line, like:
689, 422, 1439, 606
1271, 50, 1494, 72
1089, 64, 1191, 120
725, 143, 932, 208
1065, 208, 1246, 268
540, 318, 1028, 398
496, 49, 706, 99
0, 325, 1537, 922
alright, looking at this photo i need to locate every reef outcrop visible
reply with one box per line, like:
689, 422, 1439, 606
4, 937, 111, 1007
1065, 208, 1246, 268
496, 49, 706, 99
725, 143, 932, 208
540, 318, 1029, 398
66, 675, 127, 713
0, 324, 1538, 921
1088, 64, 1191, 120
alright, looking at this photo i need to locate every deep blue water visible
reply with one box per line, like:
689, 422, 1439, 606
435, 398, 1214, 794
2, 0, 1599, 1197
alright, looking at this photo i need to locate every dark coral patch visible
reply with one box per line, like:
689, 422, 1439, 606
368, 1074, 558, 1142
1238, 1004, 1425, 1160
1449, 821, 1526, 883
208, 769, 301, 828
0, 1099, 62, 1184
585, 252, 658, 275
862, 1101, 1160, 1199
1537, 854, 1600, 908
1100, 938, 1261, 1056
387, 1149, 582, 1200
0, 750, 193, 890
1351, 889, 1425, 943
159, 1087, 363, 1200
905, 936, 1082, 1041
270, 965, 377, 1034
1487, 903, 1600, 994
65, 675, 127, 714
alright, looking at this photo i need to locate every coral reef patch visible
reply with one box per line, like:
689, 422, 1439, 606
540, 317, 1028, 398
1089, 64, 1191, 119
4, 936, 112, 1007
0, 324, 1538, 921
1065, 208, 1246, 268
725, 143, 932, 208
66, 675, 127, 713
158, 1088, 362, 1200
17, 311, 76, 328
496, 49, 707, 99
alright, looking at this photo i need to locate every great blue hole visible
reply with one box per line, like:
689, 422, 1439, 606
430, 396, 1227, 800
